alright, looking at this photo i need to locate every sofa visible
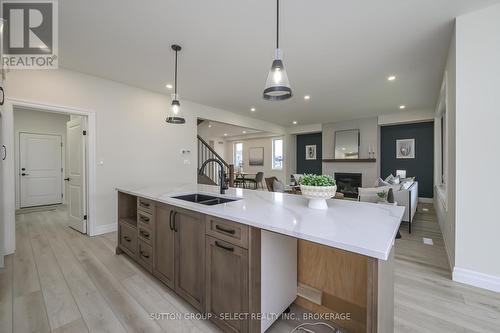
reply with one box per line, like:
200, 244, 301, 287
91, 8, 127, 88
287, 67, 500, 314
358, 177, 418, 233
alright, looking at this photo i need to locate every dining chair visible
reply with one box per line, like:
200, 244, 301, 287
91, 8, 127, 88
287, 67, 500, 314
265, 177, 279, 192
247, 172, 264, 189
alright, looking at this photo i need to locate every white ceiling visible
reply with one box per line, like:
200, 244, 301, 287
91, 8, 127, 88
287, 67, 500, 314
59, 0, 500, 126
199, 120, 262, 138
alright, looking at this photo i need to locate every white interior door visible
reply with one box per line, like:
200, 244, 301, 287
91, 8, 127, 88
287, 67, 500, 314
66, 117, 87, 233
20, 133, 63, 208
0, 111, 4, 267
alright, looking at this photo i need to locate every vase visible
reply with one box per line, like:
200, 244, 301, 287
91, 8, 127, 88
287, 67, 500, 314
300, 185, 337, 210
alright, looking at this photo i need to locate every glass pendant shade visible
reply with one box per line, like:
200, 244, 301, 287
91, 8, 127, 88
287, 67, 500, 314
166, 93, 185, 124
263, 0, 292, 101
263, 48, 292, 100
166, 44, 185, 124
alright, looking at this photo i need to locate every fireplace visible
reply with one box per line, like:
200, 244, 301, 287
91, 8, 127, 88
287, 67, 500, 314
335, 173, 362, 199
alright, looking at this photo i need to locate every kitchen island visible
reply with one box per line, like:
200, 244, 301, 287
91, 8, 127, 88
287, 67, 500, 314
115, 183, 404, 333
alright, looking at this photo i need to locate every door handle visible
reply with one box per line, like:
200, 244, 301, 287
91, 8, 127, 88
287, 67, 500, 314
2, 145, 6, 160
64, 177, 70, 181
21, 173, 30, 176
169, 210, 174, 230
173, 212, 178, 232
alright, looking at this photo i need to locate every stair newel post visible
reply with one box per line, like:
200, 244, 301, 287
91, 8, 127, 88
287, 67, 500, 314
229, 164, 235, 188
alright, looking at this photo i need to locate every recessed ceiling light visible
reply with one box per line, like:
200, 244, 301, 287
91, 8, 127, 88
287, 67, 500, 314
292, 121, 298, 125
304, 95, 311, 100
399, 105, 406, 109
224, 133, 228, 136
166, 84, 173, 89
250, 107, 256, 112
387, 75, 396, 81
242, 131, 247, 134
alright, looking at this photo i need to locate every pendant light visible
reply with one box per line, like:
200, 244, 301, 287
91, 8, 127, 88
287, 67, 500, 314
263, 0, 292, 101
166, 44, 185, 124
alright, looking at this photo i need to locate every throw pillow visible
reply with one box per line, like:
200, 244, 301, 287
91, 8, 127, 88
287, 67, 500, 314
385, 174, 395, 183
391, 176, 401, 185
402, 181, 414, 190
374, 177, 390, 187
358, 186, 390, 203
273, 179, 285, 193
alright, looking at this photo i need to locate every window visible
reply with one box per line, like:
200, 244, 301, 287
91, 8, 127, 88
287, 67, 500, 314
272, 139, 283, 170
234, 142, 243, 167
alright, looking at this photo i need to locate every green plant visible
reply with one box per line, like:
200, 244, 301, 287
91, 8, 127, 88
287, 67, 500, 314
299, 174, 336, 186
377, 190, 387, 199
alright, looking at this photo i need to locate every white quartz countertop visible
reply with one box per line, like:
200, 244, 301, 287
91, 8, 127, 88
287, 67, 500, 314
116, 182, 405, 260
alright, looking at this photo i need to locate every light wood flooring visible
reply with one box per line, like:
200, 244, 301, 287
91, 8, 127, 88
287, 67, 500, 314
0, 204, 499, 333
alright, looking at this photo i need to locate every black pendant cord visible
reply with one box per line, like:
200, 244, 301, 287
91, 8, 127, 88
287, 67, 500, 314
174, 49, 178, 96
276, 0, 279, 49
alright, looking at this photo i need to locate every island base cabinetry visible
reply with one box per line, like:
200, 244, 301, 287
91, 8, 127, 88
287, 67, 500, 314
174, 208, 206, 311
117, 191, 395, 333
206, 236, 249, 333
153, 203, 175, 289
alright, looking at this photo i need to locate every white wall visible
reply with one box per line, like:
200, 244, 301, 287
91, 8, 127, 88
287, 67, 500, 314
13, 108, 70, 209
453, 4, 500, 290
434, 28, 457, 271
2, 69, 285, 253
322, 117, 379, 187
224, 136, 286, 183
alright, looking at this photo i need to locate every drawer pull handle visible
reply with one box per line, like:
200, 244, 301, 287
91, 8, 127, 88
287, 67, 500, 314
215, 241, 234, 252
140, 230, 150, 238
123, 236, 132, 242
215, 224, 236, 235
140, 216, 150, 223
140, 251, 150, 259
139, 202, 150, 208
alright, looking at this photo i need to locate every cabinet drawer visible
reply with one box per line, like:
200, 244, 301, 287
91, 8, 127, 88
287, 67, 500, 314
138, 240, 153, 272
138, 222, 153, 245
137, 197, 155, 214
206, 216, 249, 249
137, 210, 154, 228
119, 222, 137, 257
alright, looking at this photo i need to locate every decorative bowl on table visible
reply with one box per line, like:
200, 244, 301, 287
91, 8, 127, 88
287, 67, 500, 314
299, 174, 337, 210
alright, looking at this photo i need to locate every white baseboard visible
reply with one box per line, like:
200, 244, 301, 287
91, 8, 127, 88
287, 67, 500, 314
93, 222, 117, 236
418, 197, 433, 203
453, 267, 500, 293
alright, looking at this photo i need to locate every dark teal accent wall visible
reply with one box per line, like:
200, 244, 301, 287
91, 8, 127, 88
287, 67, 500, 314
296, 133, 322, 175
380, 121, 434, 198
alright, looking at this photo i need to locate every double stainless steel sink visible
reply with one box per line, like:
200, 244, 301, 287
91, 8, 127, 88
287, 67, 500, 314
171, 193, 239, 206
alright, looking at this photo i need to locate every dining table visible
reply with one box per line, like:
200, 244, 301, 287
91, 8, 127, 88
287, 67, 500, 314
234, 172, 257, 188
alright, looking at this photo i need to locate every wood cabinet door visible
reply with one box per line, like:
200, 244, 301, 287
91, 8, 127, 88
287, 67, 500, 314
174, 209, 205, 311
206, 236, 249, 333
153, 203, 175, 289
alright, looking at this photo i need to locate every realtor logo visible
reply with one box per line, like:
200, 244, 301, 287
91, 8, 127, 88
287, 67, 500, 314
1, 0, 58, 69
